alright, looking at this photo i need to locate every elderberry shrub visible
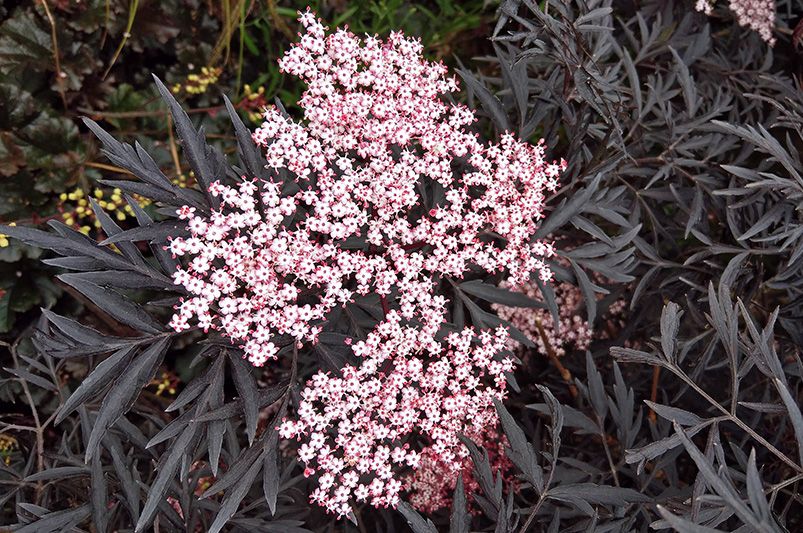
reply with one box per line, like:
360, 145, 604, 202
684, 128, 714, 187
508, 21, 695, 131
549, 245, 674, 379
2, 1, 802, 532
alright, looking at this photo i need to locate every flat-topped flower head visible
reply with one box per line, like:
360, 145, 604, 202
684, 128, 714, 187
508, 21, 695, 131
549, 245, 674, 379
280, 322, 513, 518
167, 10, 563, 367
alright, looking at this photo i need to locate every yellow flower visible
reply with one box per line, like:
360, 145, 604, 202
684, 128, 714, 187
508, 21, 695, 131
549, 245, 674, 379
2, 222, 18, 247
0, 434, 18, 465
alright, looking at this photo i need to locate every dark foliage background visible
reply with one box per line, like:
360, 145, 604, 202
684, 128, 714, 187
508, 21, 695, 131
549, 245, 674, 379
1, 0, 802, 532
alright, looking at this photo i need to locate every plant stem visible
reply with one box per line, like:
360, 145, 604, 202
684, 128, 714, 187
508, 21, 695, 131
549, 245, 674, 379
5, 339, 45, 503
534, 319, 577, 399
39, 0, 67, 109
669, 364, 802, 473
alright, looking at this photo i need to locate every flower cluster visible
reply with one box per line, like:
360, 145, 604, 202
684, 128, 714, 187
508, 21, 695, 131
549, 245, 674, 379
493, 278, 626, 358
168, 11, 562, 366
279, 318, 513, 517
59, 187, 149, 235
171, 66, 222, 96
241, 83, 268, 123
695, 0, 775, 44
0, 433, 18, 466
405, 425, 513, 514
167, 10, 564, 517
149, 370, 180, 396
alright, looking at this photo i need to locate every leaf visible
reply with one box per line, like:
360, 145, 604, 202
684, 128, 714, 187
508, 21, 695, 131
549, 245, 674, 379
625, 420, 712, 473
82, 118, 173, 191
85, 337, 170, 462
773, 377, 803, 466
737, 401, 786, 414
534, 275, 560, 333
107, 437, 140, 521
610, 346, 665, 366
672, 422, 766, 531
712, 121, 803, 186
13, 505, 92, 533
745, 449, 771, 522
536, 384, 563, 456
194, 384, 285, 423
449, 474, 469, 533
83, 116, 203, 211
548, 483, 649, 506
459, 280, 543, 308
669, 47, 697, 114
99, 179, 183, 205
153, 75, 222, 207
201, 437, 266, 498
535, 174, 602, 239
620, 48, 642, 115
98, 220, 188, 247
460, 293, 534, 347
574, 67, 614, 125
654, 506, 728, 533
575, 7, 612, 26
660, 302, 682, 361
88, 197, 148, 269
24, 466, 90, 482
56, 345, 136, 423
313, 341, 350, 373
494, 399, 542, 490
0, 224, 73, 255
456, 69, 509, 132
4, 367, 57, 391
644, 400, 703, 426
224, 94, 269, 181
58, 270, 173, 291
397, 501, 438, 533
113, 416, 153, 453
125, 194, 179, 276
208, 450, 265, 533
527, 403, 599, 434
208, 420, 226, 479
42, 309, 131, 348
585, 352, 608, 422
263, 426, 281, 515
165, 361, 216, 412
146, 407, 196, 449
135, 422, 198, 533
91, 453, 108, 533
58, 274, 162, 334
458, 435, 498, 507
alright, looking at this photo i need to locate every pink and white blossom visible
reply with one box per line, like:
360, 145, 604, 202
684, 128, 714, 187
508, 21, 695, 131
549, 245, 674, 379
167, 10, 565, 517
167, 10, 563, 366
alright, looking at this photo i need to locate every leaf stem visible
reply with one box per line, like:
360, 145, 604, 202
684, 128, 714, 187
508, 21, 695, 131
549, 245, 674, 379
668, 364, 802, 473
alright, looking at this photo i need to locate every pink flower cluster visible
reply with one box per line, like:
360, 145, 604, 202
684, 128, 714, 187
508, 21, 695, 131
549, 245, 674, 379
169, 11, 561, 366
493, 279, 626, 357
167, 10, 565, 516
695, 0, 776, 44
280, 318, 512, 516
405, 425, 513, 514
